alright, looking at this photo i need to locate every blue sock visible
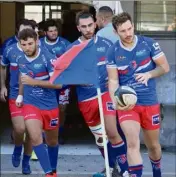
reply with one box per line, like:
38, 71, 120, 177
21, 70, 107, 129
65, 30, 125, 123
13, 145, 22, 155
129, 164, 143, 177
48, 145, 59, 171
59, 126, 64, 134
107, 142, 115, 168
33, 143, 52, 174
150, 158, 161, 177
111, 141, 128, 174
22, 154, 31, 166
97, 143, 115, 168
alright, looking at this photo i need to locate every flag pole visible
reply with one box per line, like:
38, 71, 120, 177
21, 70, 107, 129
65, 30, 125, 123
97, 87, 110, 177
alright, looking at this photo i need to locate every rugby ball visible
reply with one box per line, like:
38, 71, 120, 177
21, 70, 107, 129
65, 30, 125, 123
114, 86, 137, 107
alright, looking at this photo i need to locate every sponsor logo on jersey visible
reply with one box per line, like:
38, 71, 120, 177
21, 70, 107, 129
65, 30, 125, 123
136, 49, 146, 57
152, 114, 160, 125
52, 47, 62, 53
117, 56, 126, 60
152, 42, 160, 51
34, 63, 43, 69
106, 102, 114, 111
97, 47, 105, 52
50, 118, 59, 127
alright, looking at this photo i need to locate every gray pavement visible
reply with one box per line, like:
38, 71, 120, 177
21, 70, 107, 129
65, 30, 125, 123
1, 146, 176, 177
0, 128, 176, 177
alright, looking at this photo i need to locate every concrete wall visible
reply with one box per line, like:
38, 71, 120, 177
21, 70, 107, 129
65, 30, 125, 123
156, 39, 176, 105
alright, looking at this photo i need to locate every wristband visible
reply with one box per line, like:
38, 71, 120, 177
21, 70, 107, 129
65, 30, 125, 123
16, 95, 23, 103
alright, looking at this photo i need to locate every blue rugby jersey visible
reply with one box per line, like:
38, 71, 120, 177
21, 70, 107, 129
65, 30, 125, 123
106, 35, 165, 105
18, 48, 58, 110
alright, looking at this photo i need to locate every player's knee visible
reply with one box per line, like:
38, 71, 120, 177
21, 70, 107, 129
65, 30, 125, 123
46, 138, 58, 146
14, 126, 25, 135
30, 134, 43, 146
127, 135, 140, 150
147, 142, 161, 153
107, 130, 122, 142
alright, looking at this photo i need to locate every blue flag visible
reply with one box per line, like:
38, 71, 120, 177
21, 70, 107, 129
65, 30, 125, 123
50, 39, 99, 86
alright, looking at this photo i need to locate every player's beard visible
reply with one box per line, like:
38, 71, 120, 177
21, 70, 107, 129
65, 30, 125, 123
82, 32, 94, 40
25, 48, 38, 58
46, 35, 58, 42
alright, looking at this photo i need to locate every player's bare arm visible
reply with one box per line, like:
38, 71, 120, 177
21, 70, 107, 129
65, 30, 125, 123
0, 65, 7, 101
21, 74, 62, 89
107, 67, 119, 103
107, 67, 134, 111
135, 55, 170, 86
16, 73, 24, 107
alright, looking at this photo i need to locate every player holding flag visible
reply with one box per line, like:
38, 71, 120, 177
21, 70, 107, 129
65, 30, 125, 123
52, 11, 129, 177
17, 28, 62, 177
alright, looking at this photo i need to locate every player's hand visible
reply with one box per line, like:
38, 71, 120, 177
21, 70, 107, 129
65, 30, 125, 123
21, 75, 36, 86
15, 95, 23, 107
135, 72, 151, 86
0, 86, 7, 102
116, 103, 134, 111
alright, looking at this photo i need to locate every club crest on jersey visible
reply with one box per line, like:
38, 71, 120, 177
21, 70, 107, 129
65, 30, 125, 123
28, 70, 34, 78
106, 102, 114, 111
152, 114, 160, 125
130, 60, 137, 69
50, 118, 59, 127
50, 59, 57, 66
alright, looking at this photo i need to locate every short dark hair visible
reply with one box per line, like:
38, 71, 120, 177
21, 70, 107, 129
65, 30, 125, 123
112, 12, 132, 30
16, 19, 37, 32
98, 6, 113, 16
76, 11, 94, 25
18, 28, 37, 41
44, 19, 59, 32
38, 20, 46, 30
